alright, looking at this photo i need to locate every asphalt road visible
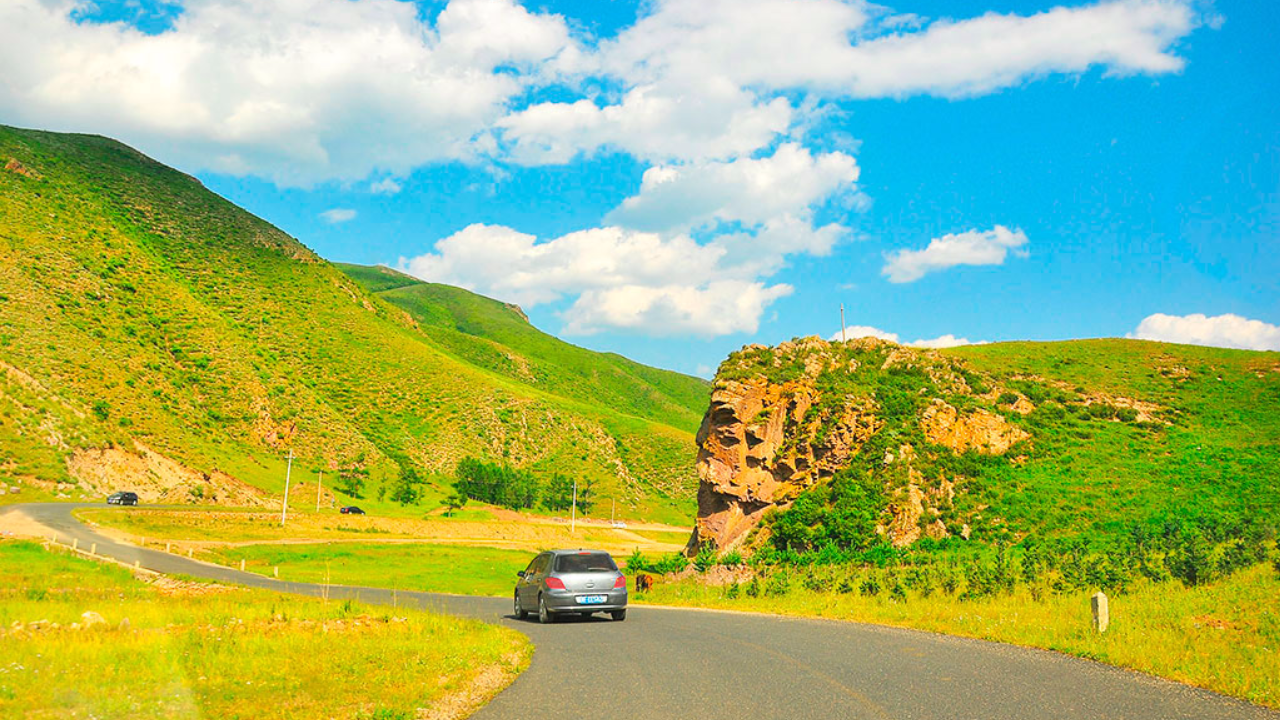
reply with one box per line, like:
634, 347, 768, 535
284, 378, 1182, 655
4, 503, 1275, 720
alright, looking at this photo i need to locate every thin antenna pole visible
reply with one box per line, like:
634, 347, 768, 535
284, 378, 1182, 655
281, 448, 293, 526
840, 303, 847, 343
570, 478, 578, 534
315, 470, 322, 513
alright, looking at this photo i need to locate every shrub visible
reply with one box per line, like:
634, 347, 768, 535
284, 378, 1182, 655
889, 581, 907, 603
693, 545, 718, 573
1116, 407, 1139, 422
718, 550, 743, 567
859, 575, 881, 596
745, 577, 761, 598
765, 571, 791, 597
996, 392, 1019, 406
726, 582, 740, 599
836, 576, 855, 594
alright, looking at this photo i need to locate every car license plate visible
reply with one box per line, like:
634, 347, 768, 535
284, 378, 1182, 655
578, 595, 607, 604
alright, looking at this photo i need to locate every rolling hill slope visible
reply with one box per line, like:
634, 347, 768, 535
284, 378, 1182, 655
0, 125, 704, 523
337, 263, 708, 431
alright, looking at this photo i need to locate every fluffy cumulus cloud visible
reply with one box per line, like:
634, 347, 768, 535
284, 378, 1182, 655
827, 327, 984, 348
882, 226, 1029, 283
0, 0, 574, 184
499, 0, 1200, 165
399, 223, 802, 336
1129, 313, 1280, 351
0, 0, 1201, 183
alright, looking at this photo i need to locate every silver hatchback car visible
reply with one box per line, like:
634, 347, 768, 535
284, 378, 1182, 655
514, 549, 627, 623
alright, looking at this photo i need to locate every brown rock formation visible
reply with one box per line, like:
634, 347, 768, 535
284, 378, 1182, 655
688, 359, 880, 553
920, 399, 1029, 454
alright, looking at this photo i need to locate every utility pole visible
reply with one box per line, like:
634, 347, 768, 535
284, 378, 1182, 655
611, 498, 616, 525
281, 448, 294, 526
840, 303, 847, 342
570, 477, 578, 534
315, 470, 322, 513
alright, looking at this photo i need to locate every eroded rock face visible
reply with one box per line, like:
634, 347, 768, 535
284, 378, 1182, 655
688, 370, 880, 553
688, 335, 1044, 554
920, 400, 1029, 454
67, 440, 273, 507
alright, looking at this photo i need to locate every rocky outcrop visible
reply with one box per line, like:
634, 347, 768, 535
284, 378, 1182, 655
688, 339, 882, 553
920, 400, 1029, 454
67, 440, 273, 507
688, 336, 1039, 554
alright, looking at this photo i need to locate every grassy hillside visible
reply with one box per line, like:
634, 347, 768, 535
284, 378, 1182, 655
338, 263, 708, 431
708, 336, 1278, 556
0, 125, 701, 523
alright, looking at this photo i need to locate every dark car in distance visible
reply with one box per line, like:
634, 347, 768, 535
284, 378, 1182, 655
515, 549, 627, 623
106, 491, 139, 506
339, 506, 365, 515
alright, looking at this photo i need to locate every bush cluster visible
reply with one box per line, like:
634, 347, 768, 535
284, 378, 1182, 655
452, 457, 592, 513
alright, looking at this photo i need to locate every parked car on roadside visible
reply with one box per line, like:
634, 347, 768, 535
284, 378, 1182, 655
106, 491, 139, 506
514, 549, 627, 623
339, 506, 365, 515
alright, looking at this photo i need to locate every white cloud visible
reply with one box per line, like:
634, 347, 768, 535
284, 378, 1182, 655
320, 208, 357, 224
828, 327, 984, 348
882, 226, 1029, 283
0, 0, 574, 185
562, 281, 793, 337
606, 143, 858, 232
828, 326, 901, 343
399, 223, 725, 307
0, 0, 1202, 185
398, 221, 816, 336
497, 0, 1200, 168
369, 178, 402, 195
835, 0, 1197, 98
1129, 313, 1280, 351
497, 78, 792, 165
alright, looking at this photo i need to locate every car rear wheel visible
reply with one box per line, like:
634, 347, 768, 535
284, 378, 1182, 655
538, 595, 554, 624
610, 609, 627, 622
514, 592, 528, 620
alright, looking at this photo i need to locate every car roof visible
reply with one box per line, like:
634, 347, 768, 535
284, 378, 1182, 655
546, 549, 611, 556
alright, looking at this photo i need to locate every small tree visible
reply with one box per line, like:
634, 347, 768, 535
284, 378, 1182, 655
444, 483, 469, 517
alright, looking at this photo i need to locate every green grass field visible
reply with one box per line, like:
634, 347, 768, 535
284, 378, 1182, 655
197, 542, 533, 597
639, 564, 1280, 709
0, 540, 530, 719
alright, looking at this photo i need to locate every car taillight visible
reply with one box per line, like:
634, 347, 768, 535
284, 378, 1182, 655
614, 575, 626, 589
545, 577, 566, 590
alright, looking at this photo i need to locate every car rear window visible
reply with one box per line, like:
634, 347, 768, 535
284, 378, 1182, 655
555, 553, 617, 573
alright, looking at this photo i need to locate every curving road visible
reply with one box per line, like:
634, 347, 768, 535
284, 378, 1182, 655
4, 503, 1275, 720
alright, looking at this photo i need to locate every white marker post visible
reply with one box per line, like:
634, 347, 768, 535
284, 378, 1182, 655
315, 470, 323, 513
840, 303, 847, 342
281, 448, 294, 527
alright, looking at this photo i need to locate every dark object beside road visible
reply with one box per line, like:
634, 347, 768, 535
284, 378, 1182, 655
339, 506, 365, 515
106, 491, 138, 506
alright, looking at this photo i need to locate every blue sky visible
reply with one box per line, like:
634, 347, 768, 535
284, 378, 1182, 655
3, 0, 1277, 376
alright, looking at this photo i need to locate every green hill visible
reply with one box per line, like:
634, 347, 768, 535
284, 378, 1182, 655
0, 125, 704, 523
337, 264, 708, 430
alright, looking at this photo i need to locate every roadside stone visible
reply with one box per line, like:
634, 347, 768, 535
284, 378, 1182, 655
81, 611, 107, 629
1091, 592, 1109, 633
118, 617, 131, 631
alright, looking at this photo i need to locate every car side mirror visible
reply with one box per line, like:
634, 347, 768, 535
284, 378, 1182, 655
516, 571, 526, 579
